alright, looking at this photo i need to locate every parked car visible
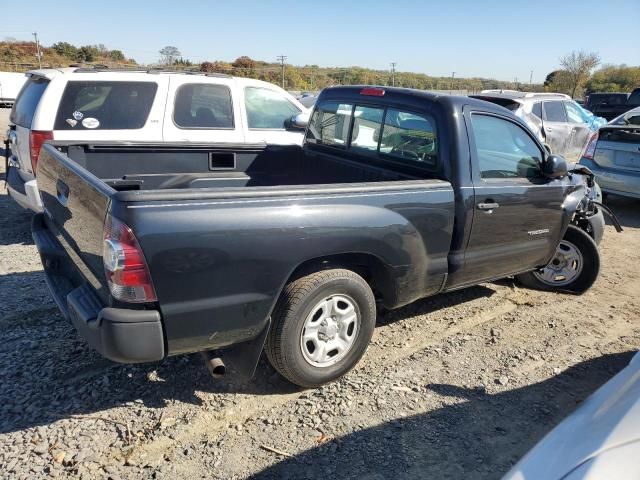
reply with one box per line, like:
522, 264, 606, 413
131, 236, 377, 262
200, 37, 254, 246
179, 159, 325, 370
0, 72, 27, 107
579, 106, 640, 199
5, 67, 309, 212
297, 92, 318, 108
471, 91, 606, 162
32, 86, 612, 388
586, 88, 640, 121
503, 351, 640, 480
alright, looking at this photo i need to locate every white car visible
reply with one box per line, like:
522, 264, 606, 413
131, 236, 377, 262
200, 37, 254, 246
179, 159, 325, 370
7, 67, 309, 212
0, 72, 27, 107
503, 351, 640, 480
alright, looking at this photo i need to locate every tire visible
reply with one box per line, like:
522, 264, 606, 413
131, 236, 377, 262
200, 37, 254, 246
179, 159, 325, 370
515, 225, 600, 294
265, 269, 376, 388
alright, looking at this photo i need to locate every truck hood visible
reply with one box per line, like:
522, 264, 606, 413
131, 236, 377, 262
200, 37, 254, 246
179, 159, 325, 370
503, 352, 640, 480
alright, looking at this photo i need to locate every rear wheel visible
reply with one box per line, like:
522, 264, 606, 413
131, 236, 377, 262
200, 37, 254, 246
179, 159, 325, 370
516, 225, 600, 294
266, 269, 376, 388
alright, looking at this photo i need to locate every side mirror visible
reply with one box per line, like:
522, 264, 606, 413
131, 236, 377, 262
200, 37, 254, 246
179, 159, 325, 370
542, 154, 568, 179
285, 112, 310, 130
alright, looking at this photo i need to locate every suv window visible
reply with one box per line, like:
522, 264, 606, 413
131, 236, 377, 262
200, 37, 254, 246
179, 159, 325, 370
471, 114, 543, 180
244, 87, 300, 129
531, 102, 542, 119
380, 109, 438, 169
542, 101, 567, 122
54, 81, 158, 130
174, 84, 234, 128
10, 76, 49, 127
306, 102, 353, 147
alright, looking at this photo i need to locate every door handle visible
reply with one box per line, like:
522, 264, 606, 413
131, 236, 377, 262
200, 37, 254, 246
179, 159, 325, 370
545, 127, 553, 132
477, 202, 499, 211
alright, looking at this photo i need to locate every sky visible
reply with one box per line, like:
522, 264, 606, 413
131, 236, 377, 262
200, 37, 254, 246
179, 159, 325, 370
7, 0, 640, 82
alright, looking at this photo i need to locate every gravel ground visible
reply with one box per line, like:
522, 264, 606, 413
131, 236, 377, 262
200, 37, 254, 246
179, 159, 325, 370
0, 113, 639, 479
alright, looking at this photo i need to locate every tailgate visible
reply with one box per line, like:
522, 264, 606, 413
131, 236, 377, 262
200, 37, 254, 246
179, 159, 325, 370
37, 144, 115, 299
594, 126, 640, 172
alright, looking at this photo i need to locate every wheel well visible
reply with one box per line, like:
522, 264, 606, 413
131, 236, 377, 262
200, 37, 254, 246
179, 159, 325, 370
287, 253, 396, 307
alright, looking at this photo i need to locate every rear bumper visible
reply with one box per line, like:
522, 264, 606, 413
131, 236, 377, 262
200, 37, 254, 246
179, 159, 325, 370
579, 157, 640, 199
7, 165, 44, 212
32, 213, 165, 363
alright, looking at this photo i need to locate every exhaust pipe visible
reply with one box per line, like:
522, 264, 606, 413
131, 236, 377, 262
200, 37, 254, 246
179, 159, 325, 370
200, 351, 226, 379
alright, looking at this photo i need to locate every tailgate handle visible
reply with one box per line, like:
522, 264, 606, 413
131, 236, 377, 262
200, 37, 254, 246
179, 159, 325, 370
56, 179, 70, 207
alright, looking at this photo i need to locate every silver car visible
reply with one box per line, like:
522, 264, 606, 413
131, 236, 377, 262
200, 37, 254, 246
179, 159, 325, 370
503, 351, 640, 480
472, 91, 606, 162
579, 107, 640, 199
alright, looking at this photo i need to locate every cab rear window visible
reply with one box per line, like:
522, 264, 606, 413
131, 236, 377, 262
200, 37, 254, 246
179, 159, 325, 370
54, 81, 158, 130
10, 76, 49, 127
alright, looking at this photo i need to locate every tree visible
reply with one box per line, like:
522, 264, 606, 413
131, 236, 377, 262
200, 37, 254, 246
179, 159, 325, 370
559, 50, 600, 98
543, 70, 573, 95
109, 50, 125, 61
52, 41, 78, 58
159, 46, 181, 65
586, 65, 640, 93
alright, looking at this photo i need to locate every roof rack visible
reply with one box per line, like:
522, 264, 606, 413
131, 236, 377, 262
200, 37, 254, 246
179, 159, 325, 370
72, 66, 232, 78
523, 92, 570, 99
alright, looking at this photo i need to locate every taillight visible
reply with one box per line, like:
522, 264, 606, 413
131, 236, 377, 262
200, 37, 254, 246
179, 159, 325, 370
360, 87, 385, 97
582, 132, 599, 160
29, 130, 53, 175
103, 216, 157, 303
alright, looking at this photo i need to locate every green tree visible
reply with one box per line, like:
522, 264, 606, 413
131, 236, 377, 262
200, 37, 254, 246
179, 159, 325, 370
586, 65, 640, 93
52, 41, 78, 58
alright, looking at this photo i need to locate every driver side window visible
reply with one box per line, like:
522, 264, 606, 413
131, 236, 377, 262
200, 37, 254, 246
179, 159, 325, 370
471, 114, 543, 180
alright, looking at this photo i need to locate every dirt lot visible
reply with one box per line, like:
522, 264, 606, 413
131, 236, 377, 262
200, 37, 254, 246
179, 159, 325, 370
0, 115, 638, 479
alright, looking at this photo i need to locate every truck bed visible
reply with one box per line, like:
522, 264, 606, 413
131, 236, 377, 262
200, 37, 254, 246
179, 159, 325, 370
58, 142, 418, 192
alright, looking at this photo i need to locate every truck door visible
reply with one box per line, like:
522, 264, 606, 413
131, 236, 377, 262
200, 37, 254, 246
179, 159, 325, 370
461, 110, 568, 284
541, 100, 571, 157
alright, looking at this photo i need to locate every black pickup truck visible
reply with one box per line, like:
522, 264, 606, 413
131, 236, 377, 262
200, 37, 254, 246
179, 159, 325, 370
33, 86, 610, 387
586, 88, 640, 121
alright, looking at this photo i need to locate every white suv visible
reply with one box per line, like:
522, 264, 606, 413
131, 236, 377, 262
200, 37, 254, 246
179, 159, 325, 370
7, 68, 309, 212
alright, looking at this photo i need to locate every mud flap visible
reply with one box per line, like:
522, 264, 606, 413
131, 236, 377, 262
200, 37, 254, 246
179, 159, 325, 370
221, 318, 271, 379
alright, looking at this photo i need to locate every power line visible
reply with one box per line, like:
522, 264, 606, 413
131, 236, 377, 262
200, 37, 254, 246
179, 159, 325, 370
276, 55, 287, 88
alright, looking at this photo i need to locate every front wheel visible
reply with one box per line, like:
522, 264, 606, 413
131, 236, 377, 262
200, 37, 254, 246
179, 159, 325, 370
265, 269, 376, 388
515, 225, 600, 294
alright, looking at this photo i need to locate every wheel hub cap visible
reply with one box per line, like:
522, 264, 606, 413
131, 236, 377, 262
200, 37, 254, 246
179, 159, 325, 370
533, 239, 584, 287
300, 295, 359, 367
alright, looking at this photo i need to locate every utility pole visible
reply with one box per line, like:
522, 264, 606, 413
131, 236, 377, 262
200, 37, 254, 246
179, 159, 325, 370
310, 66, 315, 91
450, 71, 456, 94
514, 77, 519, 90
529, 70, 533, 88
32, 32, 42, 68
390, 62, 397, 87
276, 55, 287, 89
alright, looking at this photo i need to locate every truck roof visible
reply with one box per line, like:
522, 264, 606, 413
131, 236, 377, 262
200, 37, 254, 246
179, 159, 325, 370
319, 85, 514, 115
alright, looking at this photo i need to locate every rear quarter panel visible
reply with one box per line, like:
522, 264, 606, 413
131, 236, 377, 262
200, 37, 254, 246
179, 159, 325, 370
116, 182, 454, 355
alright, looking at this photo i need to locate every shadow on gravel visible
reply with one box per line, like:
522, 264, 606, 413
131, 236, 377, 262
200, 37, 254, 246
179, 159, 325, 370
603, 194, 640, 229
377, 284, 497, 327
251, 351, 636, 480
0, 174, 34, 246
